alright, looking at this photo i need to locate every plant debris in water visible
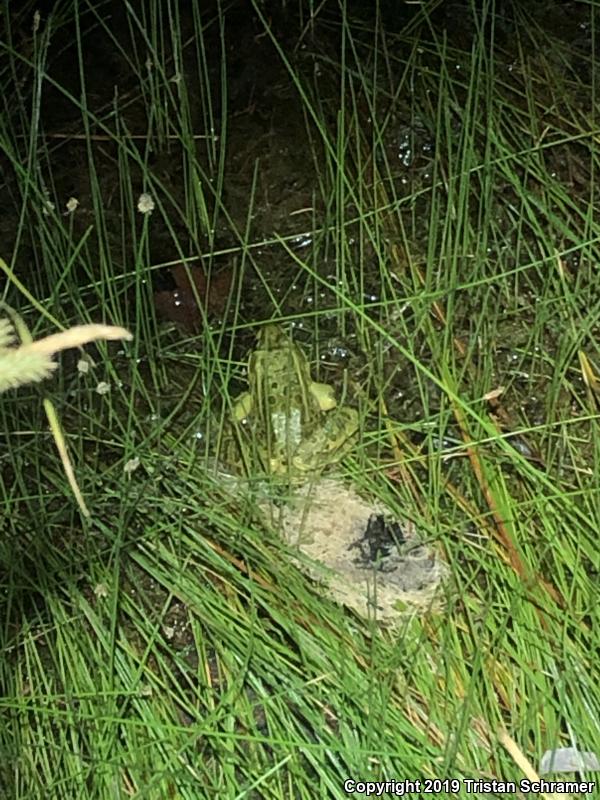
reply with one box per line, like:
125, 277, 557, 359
154, 263, 233, 329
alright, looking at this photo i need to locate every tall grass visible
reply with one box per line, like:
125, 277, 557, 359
0, 1, 598, 797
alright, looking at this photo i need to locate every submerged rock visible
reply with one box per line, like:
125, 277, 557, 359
260, 478, 448, 624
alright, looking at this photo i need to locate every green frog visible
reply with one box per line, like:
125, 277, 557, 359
224, 324, 358, 478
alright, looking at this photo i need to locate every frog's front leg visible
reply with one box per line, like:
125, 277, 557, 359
309, 381, 337, 411
232, 391, 253, 422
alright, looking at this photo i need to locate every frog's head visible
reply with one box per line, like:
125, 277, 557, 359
257, 324, 287, 350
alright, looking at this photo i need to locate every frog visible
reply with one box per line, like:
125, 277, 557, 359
224, 324, 358, 478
